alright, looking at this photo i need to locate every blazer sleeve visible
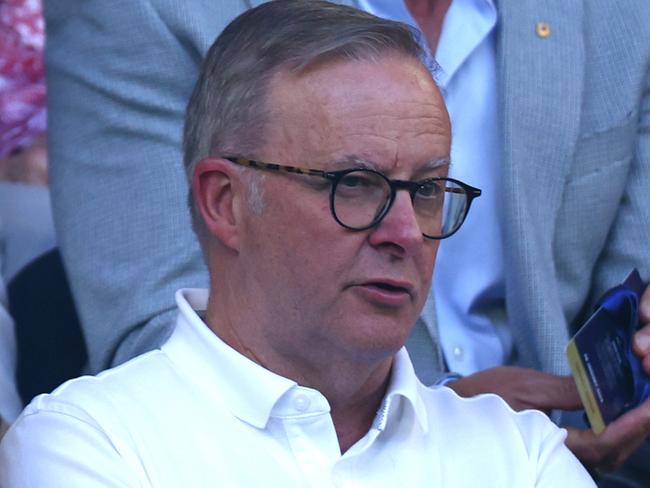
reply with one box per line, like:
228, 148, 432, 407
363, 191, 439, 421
43, 0, 249, 372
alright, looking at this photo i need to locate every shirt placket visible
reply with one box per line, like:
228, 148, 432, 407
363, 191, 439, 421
273, 388, 341, 487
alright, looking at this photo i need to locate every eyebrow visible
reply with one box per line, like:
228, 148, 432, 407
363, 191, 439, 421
333, 155, 451, 172
425, 157, 451, 170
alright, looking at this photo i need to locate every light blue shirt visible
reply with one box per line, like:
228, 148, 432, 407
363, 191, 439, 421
359, 0, 511, 375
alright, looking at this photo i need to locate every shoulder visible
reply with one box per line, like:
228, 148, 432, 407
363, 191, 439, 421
1, 350, 187, 468
21, 350, 174, 424
414, 386, 594, 485
0, 355, 169, 486
420, 385, 564, 444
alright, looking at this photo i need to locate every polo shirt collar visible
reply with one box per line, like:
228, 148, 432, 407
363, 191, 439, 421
164, 289, 428, 434
163, 289, 296, 429
378, 348, 429, 433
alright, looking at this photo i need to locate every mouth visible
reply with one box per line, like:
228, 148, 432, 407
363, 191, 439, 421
365, 281, 411, 294
352, 279, 414, 307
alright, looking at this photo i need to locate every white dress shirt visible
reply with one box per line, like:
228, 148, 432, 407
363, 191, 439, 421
359, 0, 510, 375
1, 289, 592, 487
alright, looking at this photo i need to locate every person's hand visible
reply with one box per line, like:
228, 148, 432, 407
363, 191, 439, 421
447, 366, 582, 414
565, 288, 650, 470
0, 135, 48, 186
632, 285, 650, 376
448, 285, 650, 472
448, 366, 650, 472
564, 395, 650, 472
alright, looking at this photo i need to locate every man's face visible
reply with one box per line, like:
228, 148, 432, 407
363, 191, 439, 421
238, 55, 451, 370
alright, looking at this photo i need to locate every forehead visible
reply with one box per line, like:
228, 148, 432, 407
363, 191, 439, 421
262, 56, 450, 173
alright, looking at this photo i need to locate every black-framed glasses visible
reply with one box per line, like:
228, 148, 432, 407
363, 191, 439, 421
225, 157, 481, 239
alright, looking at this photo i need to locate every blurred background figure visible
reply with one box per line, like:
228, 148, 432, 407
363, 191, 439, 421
0, 0, 84, 437
0, 0, 47, 186
0, 0, 47, 438
0, 262, 21, 439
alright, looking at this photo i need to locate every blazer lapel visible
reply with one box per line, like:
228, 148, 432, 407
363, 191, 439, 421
498, 0, 585, 373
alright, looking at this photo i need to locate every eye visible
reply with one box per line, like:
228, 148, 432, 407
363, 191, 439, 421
335, 171, 383, 198
417, 180, 442, 199
339, 172, 373, 188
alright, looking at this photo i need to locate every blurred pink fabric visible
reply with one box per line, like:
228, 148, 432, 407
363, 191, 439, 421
0, 0, 46, 159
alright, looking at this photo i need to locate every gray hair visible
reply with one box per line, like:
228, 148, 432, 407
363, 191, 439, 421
183, 0, 426, 236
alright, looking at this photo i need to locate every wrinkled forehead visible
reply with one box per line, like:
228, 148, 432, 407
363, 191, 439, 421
262, 56, 450, 174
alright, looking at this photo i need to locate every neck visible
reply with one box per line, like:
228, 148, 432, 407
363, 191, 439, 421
327, 361, 392, 453
204, 290, 394, 454
404, 0, 453, 53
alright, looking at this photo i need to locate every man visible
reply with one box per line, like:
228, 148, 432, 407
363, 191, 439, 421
0, 3, 593, 485
42, 0, 650, 481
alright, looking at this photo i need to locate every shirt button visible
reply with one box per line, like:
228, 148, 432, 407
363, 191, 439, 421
293, 394, 310, 412
453, 346, 464, 361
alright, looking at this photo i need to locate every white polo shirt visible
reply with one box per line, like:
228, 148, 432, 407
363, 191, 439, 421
0, 289, 593, 487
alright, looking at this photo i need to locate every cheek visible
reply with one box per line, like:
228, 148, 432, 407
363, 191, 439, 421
266, 184, 339, 254
278, 222, 355, 282
253, 196, 346, 278
419, 242, 439, 286
248, 178, 367, 291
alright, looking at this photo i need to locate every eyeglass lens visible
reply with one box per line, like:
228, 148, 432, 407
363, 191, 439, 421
332, 170, 468, 238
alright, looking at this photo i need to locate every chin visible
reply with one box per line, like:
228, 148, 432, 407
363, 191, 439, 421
341, 318, 413, 363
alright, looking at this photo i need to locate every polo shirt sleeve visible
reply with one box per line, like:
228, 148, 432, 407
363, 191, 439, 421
531, 423, 595, 487
0, 399, 140, 487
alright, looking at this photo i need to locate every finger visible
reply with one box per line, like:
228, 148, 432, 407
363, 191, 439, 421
24, 144, 49, 186
633, 286, 650, 365
640, 285, 650, 324
565, 427, 602, 468
632, 325, 650, 356
644, 354, 650, 377
632, 324, 650, 358
534, 375, 583, 411
606, 395, 650, 443
566, 396, 650, 470
565, 427, 631, 473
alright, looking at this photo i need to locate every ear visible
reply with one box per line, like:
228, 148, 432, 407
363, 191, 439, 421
192, 158, 242, 250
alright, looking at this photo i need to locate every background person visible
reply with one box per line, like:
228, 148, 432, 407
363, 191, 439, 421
1, 0, 47, 186
0, 271, 21, 440
0, 0, 49, 435
0, 0, 85, 427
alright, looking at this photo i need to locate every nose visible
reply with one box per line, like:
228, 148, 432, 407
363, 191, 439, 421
367, 190, 423, 256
